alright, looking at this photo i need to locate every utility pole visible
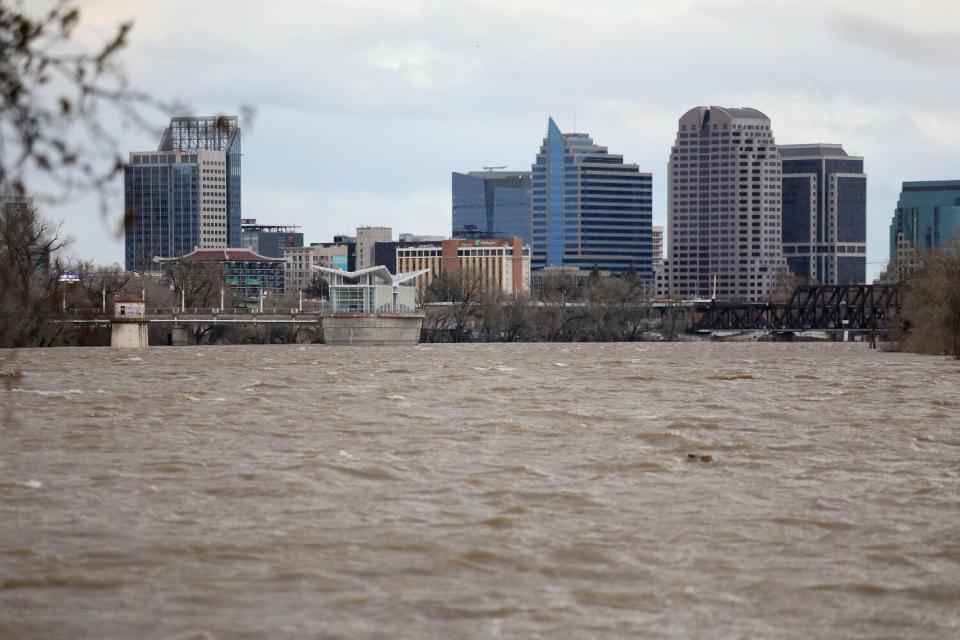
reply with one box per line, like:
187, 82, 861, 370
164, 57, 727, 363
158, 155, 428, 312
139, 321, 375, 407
299, 289, 303, 312
220, 285, 224, 312
181, 288, 185, 312
102, 285, 106, 313
259, 287, 264, 313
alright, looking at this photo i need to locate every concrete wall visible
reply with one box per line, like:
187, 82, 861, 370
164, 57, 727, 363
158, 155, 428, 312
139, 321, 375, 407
322, 315, 423, 346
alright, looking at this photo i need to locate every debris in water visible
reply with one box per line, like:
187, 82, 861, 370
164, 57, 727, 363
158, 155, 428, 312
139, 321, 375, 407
686, 454, 714, 463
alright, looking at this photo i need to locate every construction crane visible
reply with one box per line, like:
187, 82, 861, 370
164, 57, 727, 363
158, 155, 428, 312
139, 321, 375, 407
482, 165, 507, 171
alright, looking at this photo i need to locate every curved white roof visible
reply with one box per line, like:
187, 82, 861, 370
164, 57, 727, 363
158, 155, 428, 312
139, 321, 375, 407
313, 265, 431, 285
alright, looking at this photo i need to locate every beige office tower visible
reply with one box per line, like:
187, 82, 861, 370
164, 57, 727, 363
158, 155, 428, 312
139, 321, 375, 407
668, 107, 785, 302
356, 226, 392, 269
197, 150, 229, 248
651, 225, 664, 272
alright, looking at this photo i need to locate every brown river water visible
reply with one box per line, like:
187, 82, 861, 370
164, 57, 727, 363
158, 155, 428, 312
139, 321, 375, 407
1, 343, 959, 639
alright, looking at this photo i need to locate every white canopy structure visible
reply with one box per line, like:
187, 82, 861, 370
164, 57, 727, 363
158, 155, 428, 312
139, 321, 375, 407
313, 265, 430, 287
313, 265, 431, 314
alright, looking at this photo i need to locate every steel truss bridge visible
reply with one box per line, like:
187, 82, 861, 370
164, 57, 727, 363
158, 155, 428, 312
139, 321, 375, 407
690, 284, 904, 333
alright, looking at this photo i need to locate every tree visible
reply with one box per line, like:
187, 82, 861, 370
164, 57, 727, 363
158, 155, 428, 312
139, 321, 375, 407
0, 1, 163, 213
0, 1, 165, 350
769, 269, 807, 303
66, 259, 133, 309
536, 270, 579, 305
0, 202, 72, 346
899, 242, 960, 358
160, 260, 231, 310
423, 269, 486, 342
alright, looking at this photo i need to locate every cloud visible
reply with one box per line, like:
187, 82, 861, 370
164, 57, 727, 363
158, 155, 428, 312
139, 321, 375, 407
833, 12, 960, 68
245, 186, 451, 244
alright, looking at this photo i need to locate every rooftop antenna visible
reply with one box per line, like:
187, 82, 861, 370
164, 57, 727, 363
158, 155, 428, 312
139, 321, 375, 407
573, 108, 576, 133
483, 165, 506, 171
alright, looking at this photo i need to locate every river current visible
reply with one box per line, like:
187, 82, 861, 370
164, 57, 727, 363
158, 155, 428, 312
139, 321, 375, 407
1, 343, 959, 638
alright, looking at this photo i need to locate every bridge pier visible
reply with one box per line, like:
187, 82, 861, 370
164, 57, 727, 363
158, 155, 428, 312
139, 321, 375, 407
111, 294, 149, 348
171, 323, 190, 346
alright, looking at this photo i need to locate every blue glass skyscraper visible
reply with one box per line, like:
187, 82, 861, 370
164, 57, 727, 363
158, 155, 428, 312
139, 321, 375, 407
888, 180, 960, 279
531, 117, 652, 277
451, 171, 532, 244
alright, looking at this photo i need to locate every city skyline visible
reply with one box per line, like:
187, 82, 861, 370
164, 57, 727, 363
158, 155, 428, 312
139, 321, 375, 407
39, 0, 960, 281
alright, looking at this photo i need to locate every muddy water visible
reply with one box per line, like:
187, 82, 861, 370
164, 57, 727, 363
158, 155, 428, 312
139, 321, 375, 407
1, 343, 959, 639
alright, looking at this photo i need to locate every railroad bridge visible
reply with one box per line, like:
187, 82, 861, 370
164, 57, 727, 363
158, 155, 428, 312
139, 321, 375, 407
690, 284, 904, 333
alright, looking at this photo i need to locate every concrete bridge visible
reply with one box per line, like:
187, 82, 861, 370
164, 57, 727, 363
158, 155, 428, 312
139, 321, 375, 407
43, 307, 329, 346
43, 306, 428, 346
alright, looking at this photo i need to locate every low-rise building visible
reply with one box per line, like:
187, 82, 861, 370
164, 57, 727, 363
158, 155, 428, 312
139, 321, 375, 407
530, 265, 610, 293
240, 219, 304, 258
399, 233, 446, 242
154, 248, 286, 297
395, 237, 530, 296
283, 245, 349, 292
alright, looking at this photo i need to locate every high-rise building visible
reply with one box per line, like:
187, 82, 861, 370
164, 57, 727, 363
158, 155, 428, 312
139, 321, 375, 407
355, 226, 392, 270
124, 116, 241, 272
531, 118, 652, 277
888, 180, 960, 280
240, 219, 303, 258
452, 171, 532, 244
651, 225, 664, 272
780, 144, 866, 284
667, 106, 785, 301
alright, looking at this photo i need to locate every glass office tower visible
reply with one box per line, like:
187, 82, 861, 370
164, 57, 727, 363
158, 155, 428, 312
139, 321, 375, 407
531, 117, 652, 277
780, 144, 866, 284
124, 116, 241, 272
451, 171, 532, 244
888, 180, 960, 280
123, 153, 200, 271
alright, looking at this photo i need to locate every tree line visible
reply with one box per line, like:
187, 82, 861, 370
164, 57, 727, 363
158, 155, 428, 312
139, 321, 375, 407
420, 268, 686, 343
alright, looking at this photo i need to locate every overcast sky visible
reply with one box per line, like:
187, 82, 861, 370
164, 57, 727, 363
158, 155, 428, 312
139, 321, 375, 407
50, 0, 960, 280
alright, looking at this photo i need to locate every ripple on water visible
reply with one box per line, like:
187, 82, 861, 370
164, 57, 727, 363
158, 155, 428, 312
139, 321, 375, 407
2, 343, 958, 639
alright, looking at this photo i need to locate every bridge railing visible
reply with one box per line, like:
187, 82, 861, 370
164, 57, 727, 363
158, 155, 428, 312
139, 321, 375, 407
41, 303, 334, 318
